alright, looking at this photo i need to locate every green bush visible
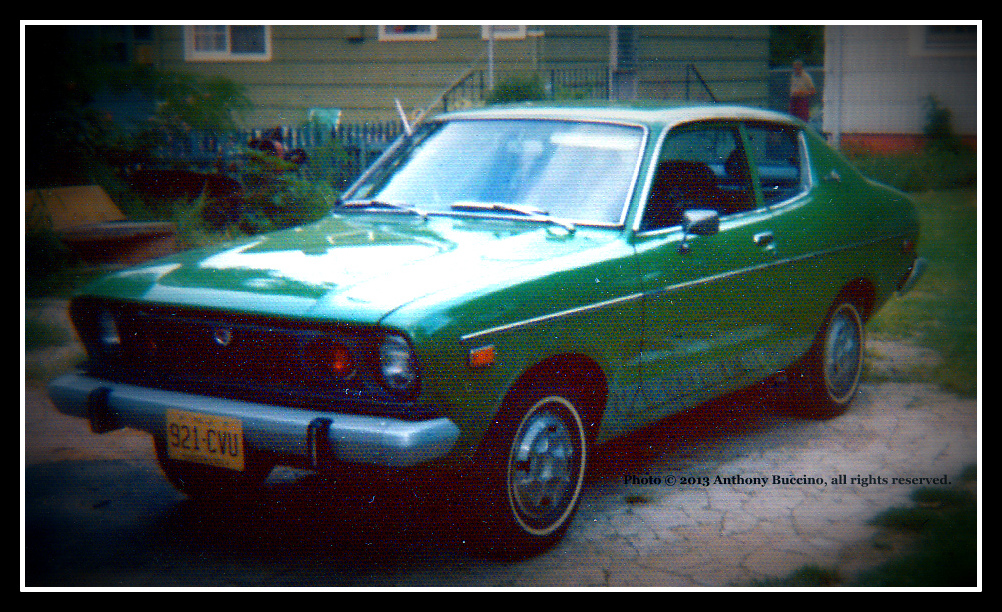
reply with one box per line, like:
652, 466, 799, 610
211, 150, 332, 236
844, 96, 975, 192
923, 95, 965, 154
846, 147, 976, 192
24, 229, 78, 296
302, 139, 356, 194
486, 73, 546, 104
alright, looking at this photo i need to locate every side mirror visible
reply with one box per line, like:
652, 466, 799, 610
682, 209, 720, 236
679, 209, 719, 254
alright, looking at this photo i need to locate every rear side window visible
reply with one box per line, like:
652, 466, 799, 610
743, 124, 808, 206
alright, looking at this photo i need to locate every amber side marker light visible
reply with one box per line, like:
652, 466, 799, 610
469, 345, 495, 368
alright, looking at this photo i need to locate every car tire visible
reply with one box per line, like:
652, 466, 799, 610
153, 436, 273, 500
790, 301, 865, 419
474, 386, 591, 557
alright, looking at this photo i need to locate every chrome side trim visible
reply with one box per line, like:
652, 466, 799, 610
460, 292, 644, 342
460, 232, 911, 342
656, 231, 913, 295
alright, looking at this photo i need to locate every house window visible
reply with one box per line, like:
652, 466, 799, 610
185, 25, 272, 61
481, 25, 526, 40
909, 24, 976, 57
378, 25, 437, 41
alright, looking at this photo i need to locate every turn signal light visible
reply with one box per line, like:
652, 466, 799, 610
309, 341, 356, 378
327, 344, 355, 377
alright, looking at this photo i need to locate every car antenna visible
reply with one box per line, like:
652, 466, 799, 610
395, 98, 412, 136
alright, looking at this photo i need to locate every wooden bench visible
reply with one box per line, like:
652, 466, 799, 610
25, 185, 177, 266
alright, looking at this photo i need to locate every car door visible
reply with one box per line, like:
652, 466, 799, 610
630, 120, 805, 422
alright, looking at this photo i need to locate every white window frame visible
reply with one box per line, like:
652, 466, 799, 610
378, 25, 437, 41
481, 25, 526, 40
184, 25, 272, 62
908, 24, 977, 57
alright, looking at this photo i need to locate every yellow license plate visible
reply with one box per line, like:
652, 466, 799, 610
165, 409, 245, 471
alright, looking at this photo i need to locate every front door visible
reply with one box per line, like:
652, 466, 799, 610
632, 121, 800, 421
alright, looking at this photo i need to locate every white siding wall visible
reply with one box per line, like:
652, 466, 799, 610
824, 25, 977, 140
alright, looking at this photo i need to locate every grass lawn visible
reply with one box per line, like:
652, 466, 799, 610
756, 187, 979, 587
867, 188, 979, 396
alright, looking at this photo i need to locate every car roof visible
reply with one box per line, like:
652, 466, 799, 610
435, 100, 800, 130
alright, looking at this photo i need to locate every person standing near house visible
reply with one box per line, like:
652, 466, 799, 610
788, 60, 816, 122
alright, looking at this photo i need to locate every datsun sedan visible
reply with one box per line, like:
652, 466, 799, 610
48, 102, 926, 555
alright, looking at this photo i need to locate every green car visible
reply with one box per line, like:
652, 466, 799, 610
48, 102, 925, 555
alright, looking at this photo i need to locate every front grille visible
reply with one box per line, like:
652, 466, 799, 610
70, 298, 427, 418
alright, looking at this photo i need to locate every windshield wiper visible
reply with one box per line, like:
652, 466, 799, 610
335, 199, 428, 219
450, 201, 576, 233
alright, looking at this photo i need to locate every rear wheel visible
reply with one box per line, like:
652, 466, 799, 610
791, 301, 865, 419
153, 436, 273, 499
475, 386, 590, 557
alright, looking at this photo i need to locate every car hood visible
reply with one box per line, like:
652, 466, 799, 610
82, 213, 620, 324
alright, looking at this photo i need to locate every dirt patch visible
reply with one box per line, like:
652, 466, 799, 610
867, 339, 943, 379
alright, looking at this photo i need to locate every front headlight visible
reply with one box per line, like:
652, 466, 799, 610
378, 333, 419, 394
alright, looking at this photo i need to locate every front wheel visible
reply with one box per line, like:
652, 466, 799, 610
475, 387, 590, 557
790, 301, 865, 419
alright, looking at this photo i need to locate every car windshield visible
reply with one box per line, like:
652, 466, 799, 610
341, 118, 645, 226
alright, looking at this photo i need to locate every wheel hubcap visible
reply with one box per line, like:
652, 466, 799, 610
508, 399, 583, 533
823, 305, 862, 402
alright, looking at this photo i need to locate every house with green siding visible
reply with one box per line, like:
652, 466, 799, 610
69, 24, 771, 127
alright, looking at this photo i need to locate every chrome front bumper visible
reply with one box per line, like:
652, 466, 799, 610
47, 373, 460, 468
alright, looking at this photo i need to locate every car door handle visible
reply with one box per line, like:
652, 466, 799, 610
753, 231, 775, 247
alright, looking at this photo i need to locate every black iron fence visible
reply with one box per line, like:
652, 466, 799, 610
442, 63, 718, 110
443, 67, 611, 110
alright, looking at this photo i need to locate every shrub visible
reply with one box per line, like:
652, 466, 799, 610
923, 95, 965, 154
302, 138, 356, 194
204, 150, 332, 235
846, 148, 976, 192
843, 95, 975, 192
486, 73, 546, 104
25, 229, 78, 296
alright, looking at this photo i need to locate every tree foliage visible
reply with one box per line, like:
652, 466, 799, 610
25, 26, 250, 189
769, 25, 824, 67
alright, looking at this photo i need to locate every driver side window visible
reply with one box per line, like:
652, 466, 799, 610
640, 124, 754, 231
